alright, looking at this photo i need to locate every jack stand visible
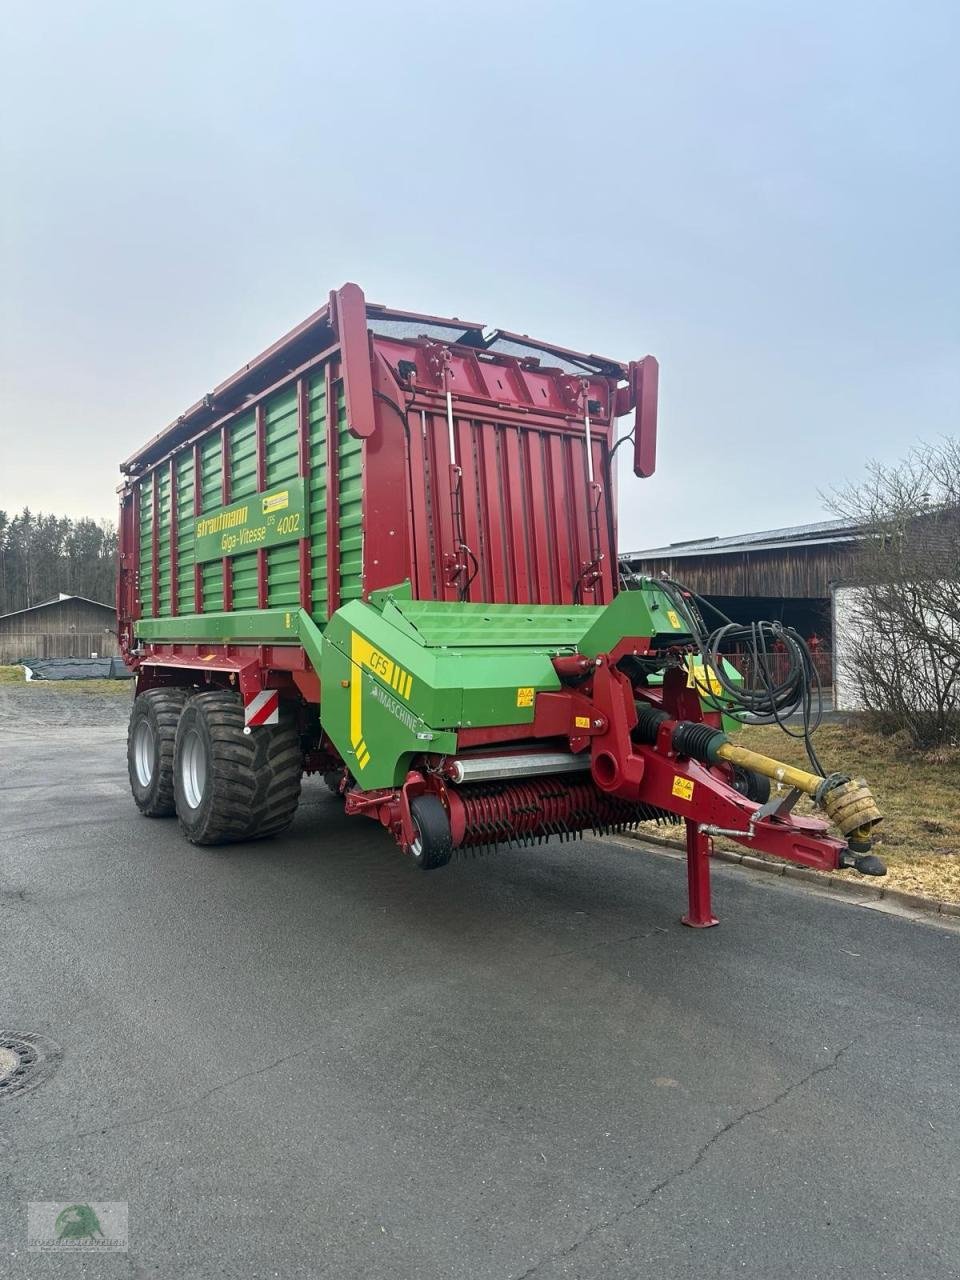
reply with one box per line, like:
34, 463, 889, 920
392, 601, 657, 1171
682, 819, 719, 929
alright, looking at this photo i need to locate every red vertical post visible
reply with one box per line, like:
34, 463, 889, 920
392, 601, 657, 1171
503, 428, 531, 603
479, 422, 509, 602
169, 458, 179, 617
193, 443, 203, 614
682, 819, 719, 928
150, 468, 159, 617
325, 364, 340, 618
404, 404, 430, 598
130, 483, 141, 620
255, 403, 268, 609
335, 283, 375, 439
221, 424, 233, 612
297, 377, 312, 613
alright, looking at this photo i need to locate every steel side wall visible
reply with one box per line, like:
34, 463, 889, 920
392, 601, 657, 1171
122, 332, 622, 652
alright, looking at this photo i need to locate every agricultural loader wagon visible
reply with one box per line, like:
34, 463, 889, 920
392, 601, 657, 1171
117, 283, 884, 926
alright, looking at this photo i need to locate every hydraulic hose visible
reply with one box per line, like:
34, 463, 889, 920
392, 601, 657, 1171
654, 577, 827, 776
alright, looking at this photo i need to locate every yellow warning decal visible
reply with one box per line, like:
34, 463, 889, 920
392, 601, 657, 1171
666, 609, 682, 629
686, 659, 723, 697
517, 687, 535, 708
262, 490, 290, 514
672, 776, 694, 801
349, 631, 414, 770
574, 715, 591, 729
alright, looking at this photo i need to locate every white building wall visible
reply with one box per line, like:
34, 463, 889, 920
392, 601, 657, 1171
831, 585, 868, 711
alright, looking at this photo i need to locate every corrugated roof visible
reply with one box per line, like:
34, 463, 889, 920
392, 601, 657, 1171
623, 518, 861, 562
0, 594, 115, 623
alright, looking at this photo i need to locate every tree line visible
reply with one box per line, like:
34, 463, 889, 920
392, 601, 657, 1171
0, 510, 117, 616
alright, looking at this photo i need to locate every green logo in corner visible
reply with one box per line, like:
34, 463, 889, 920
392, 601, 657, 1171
55, 1205, 104, 1241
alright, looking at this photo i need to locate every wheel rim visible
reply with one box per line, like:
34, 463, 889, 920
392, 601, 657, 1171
133, 719, 155, 788
180, 728, 207, 810
410, 821, 423, 860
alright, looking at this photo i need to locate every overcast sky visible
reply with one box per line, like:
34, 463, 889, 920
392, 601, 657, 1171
1, 0, 957, 551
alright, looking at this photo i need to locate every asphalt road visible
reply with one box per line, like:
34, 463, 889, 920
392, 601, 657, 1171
2, 684, 960, 1279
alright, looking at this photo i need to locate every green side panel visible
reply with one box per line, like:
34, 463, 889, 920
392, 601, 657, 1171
156, 466, 172, 616
137, 609, 301, 642
307, 375, 329, 618
230, 412, 257, 498
337, 386, 362, 605
200, 433, 222, 513
139, 480, 154, 615
319, 596, 569, 788
232, 550, 258, 609
313, 584, 714, 789
133, 361, 360, 634
228, 411, 259, 607
198, 430, 225, 614
267, 542, 300, 608
384, 598, 604, 649
319, 624, 458, 789
576, 581, 693, 654
176, 453, 196, 613
202, 560, 223, 612
265, 386, 299, 487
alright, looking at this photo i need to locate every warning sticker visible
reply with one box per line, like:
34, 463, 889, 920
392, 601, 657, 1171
262, 490, 290, 514
666, 609, 682, 629
686, 659, 723, 696
671, 776, 694, 801
516, 687, 535, 708
574, 715, 591, 729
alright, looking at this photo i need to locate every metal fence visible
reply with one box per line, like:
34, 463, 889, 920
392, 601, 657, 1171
725, 648, 833, 693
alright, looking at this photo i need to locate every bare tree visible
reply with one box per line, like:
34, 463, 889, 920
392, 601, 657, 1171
828, 440, 960, 747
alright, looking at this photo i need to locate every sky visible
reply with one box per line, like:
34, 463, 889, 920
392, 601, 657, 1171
1, 0, 957, 551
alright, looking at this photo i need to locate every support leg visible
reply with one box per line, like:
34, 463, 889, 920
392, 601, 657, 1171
682, 819, 719, 928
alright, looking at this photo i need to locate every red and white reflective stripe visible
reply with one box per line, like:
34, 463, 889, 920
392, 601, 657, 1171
244, 689, 279, 727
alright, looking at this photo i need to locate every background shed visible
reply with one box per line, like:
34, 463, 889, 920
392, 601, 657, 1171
0, 594, 118, 663
621, 519, 862, 685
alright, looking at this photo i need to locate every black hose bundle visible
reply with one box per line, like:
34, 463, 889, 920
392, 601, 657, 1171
656, 577, 827, 776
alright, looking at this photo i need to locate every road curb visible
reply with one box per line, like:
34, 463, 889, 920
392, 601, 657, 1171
623, 830, 958, 919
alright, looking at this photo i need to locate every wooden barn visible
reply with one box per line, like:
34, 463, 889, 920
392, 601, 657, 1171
0, 594, 119, 664
621, 519, 862, 681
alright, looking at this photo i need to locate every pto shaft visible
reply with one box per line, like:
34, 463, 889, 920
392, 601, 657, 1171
712, 742, 821, 797
633, 705, 883, 851
712, 741, 882, 850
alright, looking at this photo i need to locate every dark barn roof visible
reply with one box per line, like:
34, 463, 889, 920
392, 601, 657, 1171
0, 594, 116, 623
622, 519, 862, 599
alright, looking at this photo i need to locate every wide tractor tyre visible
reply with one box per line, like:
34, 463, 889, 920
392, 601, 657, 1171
173, 691, 302, 845
409, 795, 453, 870
128, 687, 189, 817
